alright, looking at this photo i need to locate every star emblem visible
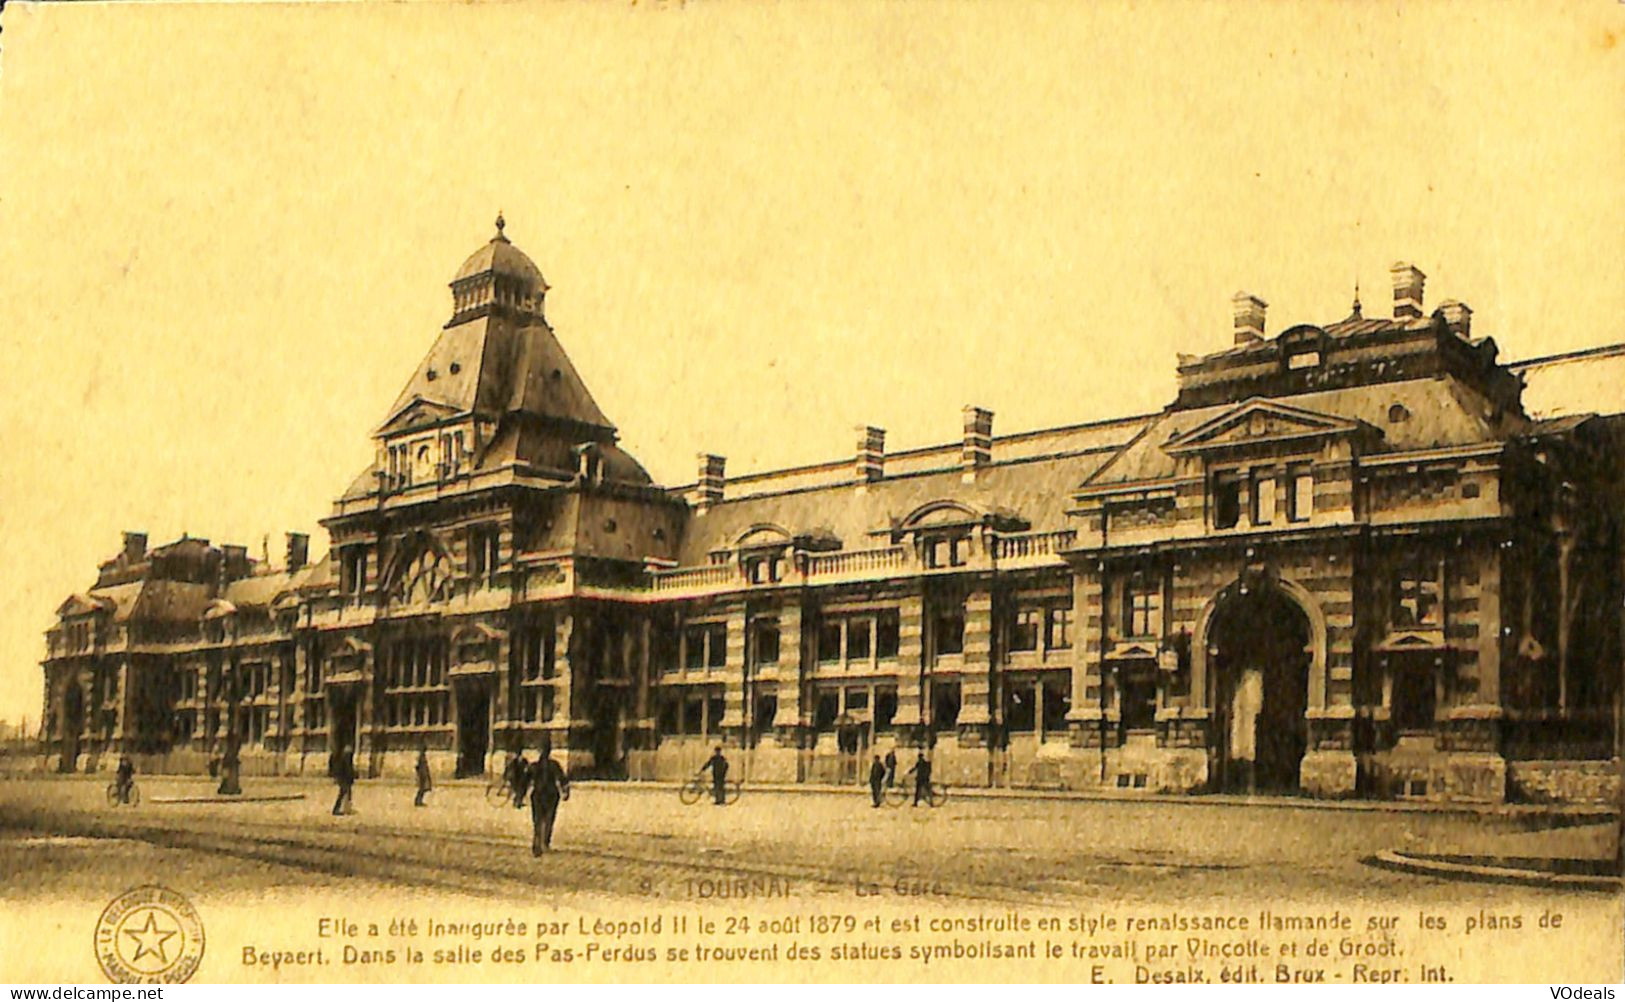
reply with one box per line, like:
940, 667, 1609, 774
122, 909, 178, 966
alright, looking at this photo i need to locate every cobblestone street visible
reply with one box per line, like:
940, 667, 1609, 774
1, 775, 1615, 910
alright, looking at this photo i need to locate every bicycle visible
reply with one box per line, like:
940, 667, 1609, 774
679, 775, 742, 806
884, 777, 948, 808
105, 781, 140, 807
485, 776, 522, 807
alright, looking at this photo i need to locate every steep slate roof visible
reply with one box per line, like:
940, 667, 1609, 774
677, 450, 1123, 564
382, 314, 612, 433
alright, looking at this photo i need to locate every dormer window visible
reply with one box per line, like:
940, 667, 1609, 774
741, 549, 785, 584
923, 532, 969, 568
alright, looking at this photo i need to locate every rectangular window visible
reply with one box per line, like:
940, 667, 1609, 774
1213, 471, 1242, 530
1252, 472, 1276, 525
847, 618, 872, 661
815, 690, 840, 732
875, 610, 900, 659
682, 693, 705, 735
752, 618, 780, 665
1009, 608, 1040, 652
1392, 659, 1436, 732
752, 694, 777, 732
705, 623, 727, 668
658, 695, 679, 735
818, 620, 843, 663
1124, 576, 1160, 638
1003, 680, 1037, 733
924, 534, 968, 568
934, 604, 965, 656
706, 693, 726, 732
1120, 669, 1157, 730
930, 681, 961, 730
1393, 562, 1443, 629
1288, 464, 1314, 522
874, 686, 898, 732
844, 686, 869, 713
1045, 605, 1073, 650
684, 626, 706, 670
1041, 675, 1071, 736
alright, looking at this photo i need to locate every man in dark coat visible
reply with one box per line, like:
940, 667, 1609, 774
526, 737, 570, 856
217, 737, 242, 796
701, 746, 729, 805
115, 755, 136, 805
883, 748, 897, 788
330, 744, 356, 816
867, 755, 886, 808
907, 752, 933, 807
413, 745, 433, 807
506, 750, 531, 809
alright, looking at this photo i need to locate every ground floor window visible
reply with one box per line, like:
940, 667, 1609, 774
1119, 665, 1157, 731
1391, 656, 1437, 732
930, 680, 962, 732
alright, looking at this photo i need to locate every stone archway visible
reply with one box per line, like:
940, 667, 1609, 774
1197, 579, 1319, 793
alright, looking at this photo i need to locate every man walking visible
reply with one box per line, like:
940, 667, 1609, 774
526, 736, 570, 856
701, 746, 729, 806
906, 752, 933, 807
413, 744, 433, 807
867, 754, 886, 808
330, 743, 356, 816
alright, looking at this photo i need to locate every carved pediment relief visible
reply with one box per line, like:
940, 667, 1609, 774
1163, 399, 1376, 456
376, 396, 462, 439
1373, 629, 1448, 653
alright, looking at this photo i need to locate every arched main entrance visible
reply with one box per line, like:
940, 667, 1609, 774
58, 680, 85, 773
1207, 584, 1311, 793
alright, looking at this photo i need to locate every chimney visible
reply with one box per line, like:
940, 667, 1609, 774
285, 532, 310, 572
1436, 299, 1472, 338
122, 532, 148, 563
1232, 292, 1267, 345
962, 406, 993, 473
221, 544, 250, 581
1391, 262, 1426, 320
855, 425, 885, 483
695, 453, 726, 512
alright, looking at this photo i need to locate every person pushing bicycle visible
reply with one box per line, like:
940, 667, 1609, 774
699, 746, 729, 806
114, 754, 135, 805
906, 752, 934, 807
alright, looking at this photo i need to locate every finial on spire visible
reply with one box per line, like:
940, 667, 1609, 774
1350, 277, 1362, 318
494, 211, 508, 242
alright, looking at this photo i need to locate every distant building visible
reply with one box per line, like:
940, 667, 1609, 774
40, 227, 1625, 803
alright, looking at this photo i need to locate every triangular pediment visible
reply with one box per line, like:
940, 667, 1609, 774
1164, 398, 1376, 455
57, 593, 110, 618
375, 396, 463, 438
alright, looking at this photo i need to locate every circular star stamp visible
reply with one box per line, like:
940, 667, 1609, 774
94, 885, 205, 984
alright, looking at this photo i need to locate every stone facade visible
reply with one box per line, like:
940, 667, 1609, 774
39, 233, 1625, 803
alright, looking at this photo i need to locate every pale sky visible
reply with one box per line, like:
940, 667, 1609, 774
1, 1, 1621, 728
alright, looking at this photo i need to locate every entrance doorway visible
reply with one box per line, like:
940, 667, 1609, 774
1208, 584, 1311, 792
455, 679, 491, 777
58, 682, 84, 773
328, 686, 360, 755
587, 684, 629, 779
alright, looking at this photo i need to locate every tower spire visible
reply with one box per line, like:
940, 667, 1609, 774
1350, 277, 1362, 318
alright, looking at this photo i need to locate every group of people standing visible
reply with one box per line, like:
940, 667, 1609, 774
328, 738, 569, 856
868, 749, 934, 806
